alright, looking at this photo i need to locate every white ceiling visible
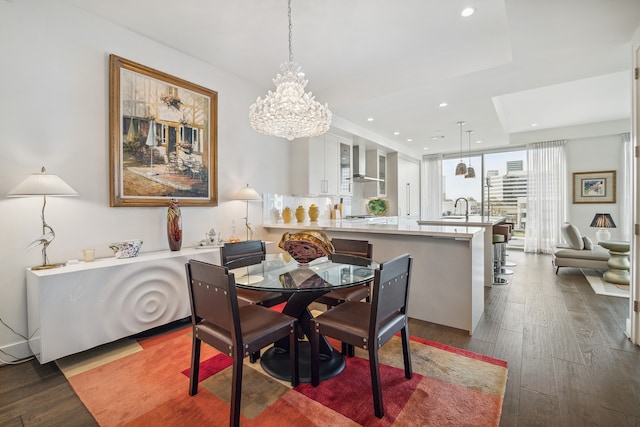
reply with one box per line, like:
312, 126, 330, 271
64, 0, 640, 157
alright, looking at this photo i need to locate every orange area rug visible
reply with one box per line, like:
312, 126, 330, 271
58, 327, 507, 426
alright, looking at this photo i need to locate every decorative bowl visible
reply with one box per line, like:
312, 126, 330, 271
109, 239, 143, 259
278, 231, 334, 265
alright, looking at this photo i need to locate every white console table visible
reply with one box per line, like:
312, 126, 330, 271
27, 247, 220, 363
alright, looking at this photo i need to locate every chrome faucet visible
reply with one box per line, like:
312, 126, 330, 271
454, 197, 469, 220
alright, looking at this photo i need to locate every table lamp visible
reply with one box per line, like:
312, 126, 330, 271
590, 213, 616, 243
8, 166, 78, 270
233, 184, 262, 241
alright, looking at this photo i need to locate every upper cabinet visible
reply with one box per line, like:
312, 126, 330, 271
291, 133, 351, 196
365, 149, 387, 197
338, 137, 353, 196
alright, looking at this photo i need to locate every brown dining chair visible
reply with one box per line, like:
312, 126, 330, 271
221, 240, 288, 362
220, 240, 287, 308
315, 238, 373, 356
185, 259, 299, 427
315, 238, 373, 308
310, 253, 413, 419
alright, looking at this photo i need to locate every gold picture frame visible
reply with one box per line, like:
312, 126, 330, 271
572, 170, 616, 204
109, 54, 218, 207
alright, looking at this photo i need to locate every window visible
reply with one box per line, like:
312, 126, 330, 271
442, 149, 527, 239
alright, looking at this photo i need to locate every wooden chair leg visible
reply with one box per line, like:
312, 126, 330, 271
230, 354, 243, 427
310, 321, 320, 387
189, 336, 201, 396
401, 326, 412, 379
368, 346, 384, 418
290, 320, 299, 387
340, 342, 356, 357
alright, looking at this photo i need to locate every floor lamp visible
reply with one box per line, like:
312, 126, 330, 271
233, 184, 262, 241
8, 166, 78, 270
233, 184, 263, 284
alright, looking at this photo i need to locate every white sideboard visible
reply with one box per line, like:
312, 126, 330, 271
27, 247, 220, 363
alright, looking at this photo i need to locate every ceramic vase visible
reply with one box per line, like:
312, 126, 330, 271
295, 205, 306, 223
282, 207, 292, 223
167, 199, 182, 251
308, 204, 320, 221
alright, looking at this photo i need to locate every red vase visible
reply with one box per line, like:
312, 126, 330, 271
167, 199, 182, 251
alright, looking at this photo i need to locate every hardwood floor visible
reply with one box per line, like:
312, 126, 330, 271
1, 251, 638, 426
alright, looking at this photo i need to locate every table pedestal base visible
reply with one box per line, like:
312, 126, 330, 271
261, 342, 345, 383
598, 240, 631, 286
603, 249, 630, 285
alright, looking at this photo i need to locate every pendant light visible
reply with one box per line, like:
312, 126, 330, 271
465, 130, 476, 178
249, 0, 332, 140
455, 121, 467, 176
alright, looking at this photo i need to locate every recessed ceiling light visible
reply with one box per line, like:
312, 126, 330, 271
531, 123, 538, 127
423, 147, 429, 150
407, 139, 413, 142
439, 102, 448, 107
476, 140, 482, 144
367, 117, 374, 122
461, 7, 475, 17
393, 131, 400, 135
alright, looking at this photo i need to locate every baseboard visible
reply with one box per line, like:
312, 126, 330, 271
0, 340, 34, 365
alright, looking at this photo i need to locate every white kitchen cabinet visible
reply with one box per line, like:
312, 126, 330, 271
365, 150, 387, 197
291, 133, 340, 195
387, 153, 421, 216
338, 137, 353, 196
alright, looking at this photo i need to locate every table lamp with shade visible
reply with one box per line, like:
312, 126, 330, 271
7, 166, 78, 270
233, 184, 262, 241
590, 213, 616, 243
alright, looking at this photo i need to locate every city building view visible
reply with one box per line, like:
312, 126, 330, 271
442, 150, 528, 240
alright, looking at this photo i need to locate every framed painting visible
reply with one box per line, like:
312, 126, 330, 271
572, 170, 616, 204
109, 54, 218, 207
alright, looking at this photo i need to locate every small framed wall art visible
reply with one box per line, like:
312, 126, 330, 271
109, 54, 218, 207
572, 170, 616, 204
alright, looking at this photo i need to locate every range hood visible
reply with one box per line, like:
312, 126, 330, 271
353, 146, 382, 182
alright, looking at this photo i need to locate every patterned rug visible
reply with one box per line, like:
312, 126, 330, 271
57, 326, 507, 426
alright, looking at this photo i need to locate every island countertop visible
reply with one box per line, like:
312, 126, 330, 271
262, 216, 484, 240
417, 215, 506, 226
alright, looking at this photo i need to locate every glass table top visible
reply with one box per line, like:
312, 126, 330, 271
231, 253, 377, 293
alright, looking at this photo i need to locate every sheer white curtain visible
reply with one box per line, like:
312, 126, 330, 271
620, 132, 632, 241
422, 154, 443, 219
524, 140, 567, 254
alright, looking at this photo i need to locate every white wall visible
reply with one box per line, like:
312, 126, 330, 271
566, 134, 624, 241
0, 1, 290, 360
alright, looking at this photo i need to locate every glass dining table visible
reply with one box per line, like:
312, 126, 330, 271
231, 253, 378, 383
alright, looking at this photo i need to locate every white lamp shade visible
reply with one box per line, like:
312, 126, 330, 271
7, 167, 78, 197
233, 184, 261, 201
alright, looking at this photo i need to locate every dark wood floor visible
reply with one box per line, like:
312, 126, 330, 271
1, 251, 638, 426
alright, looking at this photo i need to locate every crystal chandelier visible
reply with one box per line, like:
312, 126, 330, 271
249, 0, 332, 140
465, 130, 476, 178
455, 121, 467, 176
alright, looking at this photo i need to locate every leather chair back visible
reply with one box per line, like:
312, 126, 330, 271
220, 240, 266, 269
186, 260, 240, 353
371, 254, 412, 339
331, 238, 373, 258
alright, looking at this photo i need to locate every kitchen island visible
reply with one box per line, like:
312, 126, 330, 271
262, 217, 485, 334
418, 215, 506, 287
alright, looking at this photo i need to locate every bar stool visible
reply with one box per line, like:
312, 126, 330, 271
493, 224, 514, 275
492, 233, 509, 285
501, 222, 517, 268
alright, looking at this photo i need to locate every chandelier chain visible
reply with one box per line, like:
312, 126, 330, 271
288, 0, 293, 63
